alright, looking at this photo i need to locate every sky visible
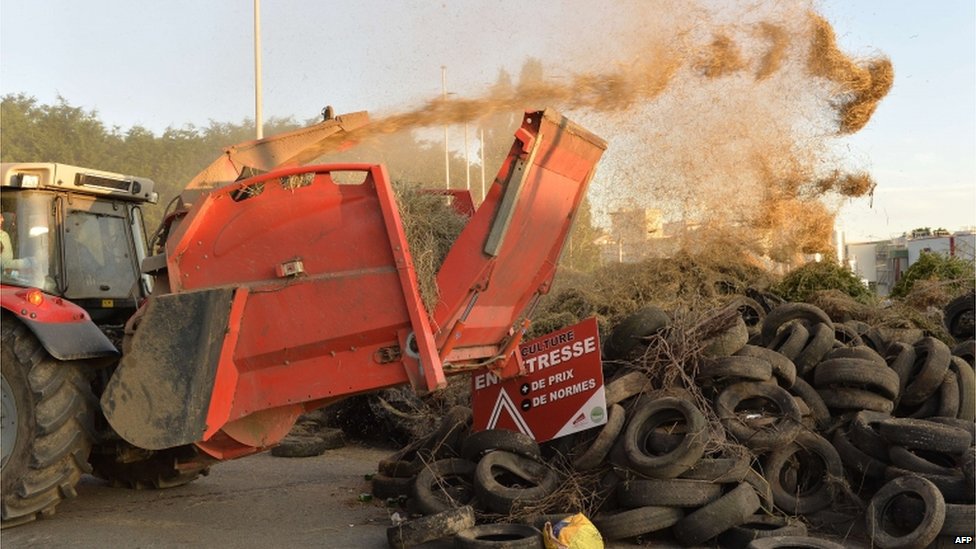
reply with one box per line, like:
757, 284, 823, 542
1, 0, 974, 243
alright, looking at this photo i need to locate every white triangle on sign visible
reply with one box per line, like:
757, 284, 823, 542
486, 388, 535, 439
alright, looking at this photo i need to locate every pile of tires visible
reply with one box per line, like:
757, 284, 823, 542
375, 407, 558, 548
375, 297, 975, 548
600, 299, 973, 548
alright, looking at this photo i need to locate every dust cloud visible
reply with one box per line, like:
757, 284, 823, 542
317, 2, 892, 264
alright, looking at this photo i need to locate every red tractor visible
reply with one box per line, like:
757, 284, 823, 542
0, 109, 606, 527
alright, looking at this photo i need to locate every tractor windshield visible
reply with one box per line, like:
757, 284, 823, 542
0, 191, 59, 292
62, 206, 138, 300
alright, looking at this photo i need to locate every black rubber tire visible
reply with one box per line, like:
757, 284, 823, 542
736, 345, 797, 388
746, 536, 845, 549
747, 289, 786, 314
832, 428, 887, 480
698, 355, 773, 384
793, 322, 836, 376
604, 306, 669, 360
884, 467, 972, 504
381, 406, 471, 471
572, 403, 625, 470
878, 418, 972, 454
680, 453, 752, 483
461, 430, 541, 462
940, 502, 976, 537
963, 447, 975, 490
849, 411, 893, 461
890, 497, 975, 538
622, 396, 707, 478
763, 431, 844, 515
387, 505, 475, 548
952, 339, 975, 366
379, 435, 432, 478
786, 378, 830, 430
603, 371, 651, 406
825, 345, 887, 367
270, 434, 331, 458
672, 482, 761, 546
846, 319, 873, 336
760, 303, 833, 347
888, 446, 958, 477
90, 442, 210, 489
715, 382, 802, 450
949, 357, 975, 421
719, 515, 808, 548
454, 523, 543, 549
743, 467, 776, 513
927, 417, 976, 445
866, 475, 945, 549
813, 358, 901, 400
901, 337, 952, 407
591, 506, 684, 540
474, 450, 559, 513
833, 323, 865, 347
936, 372, 960, 419
616, 477, 723, 508
768, 322, 810, 363
804, 509, 866, 538
379, 458, 424, 478
428, 405, 473, 457
704, 316, 750, 357
372, 473, 415, 499
944, 291, 975, 341
901, 396, 940, 419
864, 327, 891, 355
885, 342, 916, 399
729, 296, 766, 339
1, 320, 95, 528
818, 387, 894, 414
412, 458, 476, 514
792, 396, 816, 429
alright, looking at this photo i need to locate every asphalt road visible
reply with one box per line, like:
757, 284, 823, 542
2, 445, 411, 549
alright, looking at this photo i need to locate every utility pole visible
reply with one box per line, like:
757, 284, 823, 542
480, 127, 486, 201
464, 123, 470, 191
441, 66, 450, 189
254, 0, 263, 139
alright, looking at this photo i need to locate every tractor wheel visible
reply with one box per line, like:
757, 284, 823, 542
1, 319, 95, 528
89, 441, 210, 489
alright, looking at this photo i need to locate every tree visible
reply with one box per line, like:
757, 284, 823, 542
562, 197, 603, 272
891, 251, 975, 298
771, 259, 874, 303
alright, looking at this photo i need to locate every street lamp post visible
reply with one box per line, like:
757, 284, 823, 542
254, 0, 263, 139
441, 66, 450, 190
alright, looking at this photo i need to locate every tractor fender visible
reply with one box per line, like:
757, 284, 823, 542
0, 285, 118, 361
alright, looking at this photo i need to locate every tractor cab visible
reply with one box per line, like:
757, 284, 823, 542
0, 163, 158, 325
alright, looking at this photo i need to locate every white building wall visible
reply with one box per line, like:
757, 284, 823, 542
906, 234, 976, 264
952, 233, 976, 261
846, 242, 879, 283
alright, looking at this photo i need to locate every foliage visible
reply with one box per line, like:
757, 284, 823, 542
392, 181, 467, 311
890, 251, 975, 298
771, 259, 875, 304
562, 197, 603, 272
1, 93, 302, 231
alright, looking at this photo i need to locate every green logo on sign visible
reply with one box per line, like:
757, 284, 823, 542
590, 406, 605, 423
